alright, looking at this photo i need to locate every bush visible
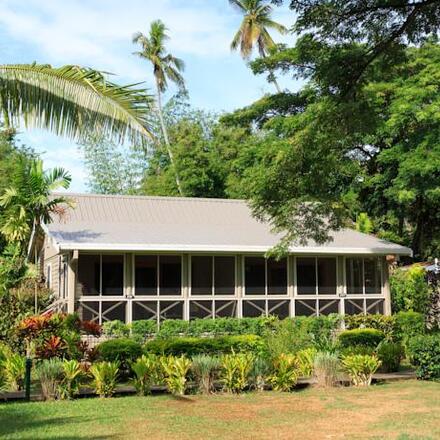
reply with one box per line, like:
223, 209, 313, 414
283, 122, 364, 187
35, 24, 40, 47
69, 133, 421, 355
407, 334, 440, 380
131, 354, 160, 395
249, 357, 271, 391
102, 320, 130, 338
3, 353, 26, 391
338, 328, 385, 349
90, 361, 119, 398
341, 354, 381, 386
97, 338, 142, 373
377, 341, 404, 373
58, 359, 83, 400
344, 314, 395, 339
130, 320, 157, 343
268, 354, 299, 392
191, 354, 220, 394
221, 352, 254, 393
313, 352, 340, 387
161, 355, 192, 395
296, 348, 317, 377
36, 358, 63, 400
394, 311, 425, 348
144, 335, 264, 356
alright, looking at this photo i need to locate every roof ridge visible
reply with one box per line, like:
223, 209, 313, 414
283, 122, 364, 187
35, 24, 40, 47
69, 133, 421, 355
52, 192, 247, 204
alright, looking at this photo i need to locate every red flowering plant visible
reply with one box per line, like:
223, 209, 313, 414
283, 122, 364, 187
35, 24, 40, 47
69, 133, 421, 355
80, 320, 102, 337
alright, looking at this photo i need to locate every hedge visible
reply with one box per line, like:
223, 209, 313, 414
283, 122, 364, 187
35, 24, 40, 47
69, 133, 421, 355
338, 328, 385, 348
407, 334, 440, 380
96, 338, 143, 372
144, 334, 264, 356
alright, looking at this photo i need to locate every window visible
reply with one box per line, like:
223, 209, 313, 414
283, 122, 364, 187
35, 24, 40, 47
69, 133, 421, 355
78, 254, 100, 295
160, 256, 181, 295
102, 255, 124, 295
346, 257, 382, 295
297, 257, 336, 295
191, 256, 212, 295
46, 264, 52, 289
244, 257, 287, 295
135, 256, 157, 295
214, 257, 235, 295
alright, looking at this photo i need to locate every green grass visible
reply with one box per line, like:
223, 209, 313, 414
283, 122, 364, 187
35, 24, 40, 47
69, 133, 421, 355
0, 380, 439, 439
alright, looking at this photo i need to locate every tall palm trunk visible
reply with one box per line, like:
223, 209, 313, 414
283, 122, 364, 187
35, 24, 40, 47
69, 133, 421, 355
155, 78, 183, 196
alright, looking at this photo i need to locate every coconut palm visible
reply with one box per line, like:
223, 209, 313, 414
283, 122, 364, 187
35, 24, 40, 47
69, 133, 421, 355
0, 64, 154, 145
133, 20, 185, 195
229, 0, 287, 93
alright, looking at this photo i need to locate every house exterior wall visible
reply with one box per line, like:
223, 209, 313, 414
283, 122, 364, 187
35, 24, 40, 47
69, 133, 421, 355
65, 251, 391, 324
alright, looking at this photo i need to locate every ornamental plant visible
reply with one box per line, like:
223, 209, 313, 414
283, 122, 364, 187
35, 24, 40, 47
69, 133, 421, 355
3, 353, 26, 391
221, 352, 254, 394
268, 353, 300, 392
37, 358, 63, 400
58, 359, 83, 399
296, 347, 317, 377
338, 328, 385, 349
131, 354, 160, 396
313, 352, 340, 387
90, 361, 119, 398
341, 354, 381, 387
191, 354, 221, 394
161, 355, 192, 396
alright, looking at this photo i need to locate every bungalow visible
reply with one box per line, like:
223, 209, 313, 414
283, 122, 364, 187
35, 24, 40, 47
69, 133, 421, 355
33, 193, 411, 324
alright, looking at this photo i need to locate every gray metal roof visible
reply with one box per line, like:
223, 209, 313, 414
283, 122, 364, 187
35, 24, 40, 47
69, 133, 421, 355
45, 193, 412, 255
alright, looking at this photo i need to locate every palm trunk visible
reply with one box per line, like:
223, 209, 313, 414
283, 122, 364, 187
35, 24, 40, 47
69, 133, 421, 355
271, 74, 282, 94
155, 79, 183, 196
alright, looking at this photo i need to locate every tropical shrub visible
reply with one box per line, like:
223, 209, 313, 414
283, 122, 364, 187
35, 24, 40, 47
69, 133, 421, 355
344, 314, 395, 339
144, 335, 263, 356
96, 338, 142, 374
37, 358, 63, 400
3, 353, 26, 391
221, 352, 254, 393
102, 320, 130, 338
130, 320, 157, 343
313, 352, 340, 387
268, 354, 299, 392
131, 354, 160, 396
161, 355, 192, 395
338, 328, 385, 349
0, 366, 7, 393
58, 359, 83, 399
248, 356, 270, 392
394, 311, 425, 348
296, 347, 317, 377
341, 355, 381, 387
89, 361, 119, 398
407, 334, 440, 380
377, 341, 404, 373
340, 345, 375, 357
191, 354, 221, 394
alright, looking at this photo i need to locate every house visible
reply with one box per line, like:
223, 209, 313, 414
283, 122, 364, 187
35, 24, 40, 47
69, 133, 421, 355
32, 193, 412, 324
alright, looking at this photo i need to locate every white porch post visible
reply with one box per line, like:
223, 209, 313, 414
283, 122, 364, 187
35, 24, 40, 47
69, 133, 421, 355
182, 254, 190, 320
67, 250, 78, 314
383, 256, 392, 315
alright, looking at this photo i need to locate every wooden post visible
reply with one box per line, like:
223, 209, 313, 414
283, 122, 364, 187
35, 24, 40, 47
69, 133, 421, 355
67, 250, 78, 314
383, 256, 392, 315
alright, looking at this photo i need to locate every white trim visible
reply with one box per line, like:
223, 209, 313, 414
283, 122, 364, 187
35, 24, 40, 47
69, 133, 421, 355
46, 263, 52, 289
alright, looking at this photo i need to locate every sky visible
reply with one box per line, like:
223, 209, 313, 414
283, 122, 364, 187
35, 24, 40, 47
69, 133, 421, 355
0, 0, 298, 191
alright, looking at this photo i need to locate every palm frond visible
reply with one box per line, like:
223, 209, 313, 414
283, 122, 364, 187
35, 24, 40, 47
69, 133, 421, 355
0, 64, 155, 145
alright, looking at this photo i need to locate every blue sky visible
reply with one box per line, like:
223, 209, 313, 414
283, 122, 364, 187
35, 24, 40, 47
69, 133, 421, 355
0, 0, 298, 191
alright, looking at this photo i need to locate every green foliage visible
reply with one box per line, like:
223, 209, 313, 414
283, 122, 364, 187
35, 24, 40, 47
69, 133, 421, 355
3, 353, 26, 391
407, 334, 440, 380
344, 314, 395, 340
248, 356, 271, 391
268, 353, 299, 392
144, 335, 264, 357
355, 212, 373, 234
102, 320, 130, 339
58, 359, 83, 400
89, 361, 119, 398
296, 347, 317, 377
393, 311, 426, 349
130, 320, 157, 343
377, 342, 403, 373
313, 352, 340, 387
191, 354, 221, 395
96, 338, 142, 373
341, 355, 381, 387
131, 354, 160, 396
161, 355, 191, 396
221, 352, 254, 394
338, 328, 385, 349
36, 358, 63, 400
391, 266, 430, 314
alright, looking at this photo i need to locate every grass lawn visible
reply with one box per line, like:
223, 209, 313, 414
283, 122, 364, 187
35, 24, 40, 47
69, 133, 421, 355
0, 380, 439, 440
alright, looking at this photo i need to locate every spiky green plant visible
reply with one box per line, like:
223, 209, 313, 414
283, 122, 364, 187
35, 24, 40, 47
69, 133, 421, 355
249, 356, 270, 391
37, 358, 63, 400
3, 354, 26, 391
268, 353, 299, 392
131, 354, 160, 396
0, 64, 153, 144
161, 355, 191, 396
221, 352, 254, 394
341, 354, 381, 387
296, 347, 317, 378
191, 355, 221, 395
58, 359, 83, 400
313, 352, 341, 387
89, 361, 119, 398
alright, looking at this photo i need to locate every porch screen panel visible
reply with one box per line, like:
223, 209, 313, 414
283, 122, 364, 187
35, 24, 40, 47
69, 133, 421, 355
297, 258, 316, 294
191, 256, 212, 295
214, 257, 235, 295
317, 258, 337, 294
102, 255, 124, 295
78, 254, 100, 295
346, 258, 363, 294
135, 256, 157, 295
245, 257, 265, 295
267, 258, 287, 295
160, 256, 181, 295
364, 257, 381, 294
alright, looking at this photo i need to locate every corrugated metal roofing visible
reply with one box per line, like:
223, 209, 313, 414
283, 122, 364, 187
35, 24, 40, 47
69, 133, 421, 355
45, 193, 412, 255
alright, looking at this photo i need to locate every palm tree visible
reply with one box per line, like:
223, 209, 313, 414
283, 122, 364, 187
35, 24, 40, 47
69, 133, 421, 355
133, 20, 185, 195
0, 64, 154, 145
229, 0, 287, 93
